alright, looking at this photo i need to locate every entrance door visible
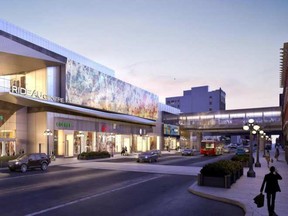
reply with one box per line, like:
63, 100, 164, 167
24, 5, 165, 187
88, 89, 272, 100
65, 134, 74, 157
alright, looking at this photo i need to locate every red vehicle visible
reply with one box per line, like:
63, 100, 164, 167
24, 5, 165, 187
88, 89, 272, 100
200, 140, 224, 156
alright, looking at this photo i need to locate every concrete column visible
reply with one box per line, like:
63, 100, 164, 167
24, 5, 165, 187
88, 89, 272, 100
189, 131, 193, 149
1, 142, 5, 156
195, 132, 203, 150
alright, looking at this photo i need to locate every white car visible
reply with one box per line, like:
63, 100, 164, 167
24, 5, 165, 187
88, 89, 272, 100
223, 146, 230, 153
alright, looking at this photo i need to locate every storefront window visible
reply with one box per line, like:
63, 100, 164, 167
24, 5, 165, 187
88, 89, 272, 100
0, 141, 16, 156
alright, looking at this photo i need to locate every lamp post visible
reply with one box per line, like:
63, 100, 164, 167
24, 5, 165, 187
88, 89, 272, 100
44, 129, 53, 157
77, 131, 84, 154
253, 129, 263, 167
243, 119, 258, 177
261, 132, 267, 157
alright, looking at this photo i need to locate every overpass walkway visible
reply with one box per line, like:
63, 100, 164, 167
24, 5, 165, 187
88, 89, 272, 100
179, 106, 282, 134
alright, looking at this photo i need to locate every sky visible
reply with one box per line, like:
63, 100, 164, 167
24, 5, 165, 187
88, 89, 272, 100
0, 0, 288, 110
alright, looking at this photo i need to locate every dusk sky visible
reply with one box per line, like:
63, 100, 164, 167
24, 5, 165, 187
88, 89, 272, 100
1, 0, 288, 110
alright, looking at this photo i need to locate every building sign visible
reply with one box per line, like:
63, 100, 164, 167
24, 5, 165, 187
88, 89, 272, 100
56, 122, 73, 129
54, 118, 76, 130
10, 86, 65, 103
65, 59, 159, 120
163, 124, 180, 136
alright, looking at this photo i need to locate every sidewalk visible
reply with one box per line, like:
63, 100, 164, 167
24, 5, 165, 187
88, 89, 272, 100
188, 148, 288, 216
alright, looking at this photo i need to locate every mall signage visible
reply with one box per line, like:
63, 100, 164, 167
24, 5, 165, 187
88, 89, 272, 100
10, 85, 65, 103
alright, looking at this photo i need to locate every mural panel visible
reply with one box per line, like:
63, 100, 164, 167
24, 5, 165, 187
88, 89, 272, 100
66, 60, 158, 120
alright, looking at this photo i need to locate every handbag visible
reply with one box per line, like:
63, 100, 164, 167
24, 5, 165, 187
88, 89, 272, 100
253, 193, 264, 208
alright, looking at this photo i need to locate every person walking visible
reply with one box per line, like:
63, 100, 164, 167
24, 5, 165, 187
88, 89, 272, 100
260, 166, 282, 216
274, 147, 280, 161
265, 150, 271, 167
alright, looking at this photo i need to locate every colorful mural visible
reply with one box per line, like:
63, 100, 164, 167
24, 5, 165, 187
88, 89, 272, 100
66, 60, 158, 120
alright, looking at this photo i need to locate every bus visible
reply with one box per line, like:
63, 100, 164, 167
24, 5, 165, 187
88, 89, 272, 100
200, 140, 224, 156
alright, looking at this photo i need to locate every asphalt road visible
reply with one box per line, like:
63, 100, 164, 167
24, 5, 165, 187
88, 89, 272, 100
0, 153, 244, 216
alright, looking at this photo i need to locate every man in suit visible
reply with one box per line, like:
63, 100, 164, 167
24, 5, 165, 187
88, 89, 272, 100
260, 166, 282, 216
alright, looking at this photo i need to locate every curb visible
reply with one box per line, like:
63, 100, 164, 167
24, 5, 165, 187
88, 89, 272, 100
188, 182, 249, 215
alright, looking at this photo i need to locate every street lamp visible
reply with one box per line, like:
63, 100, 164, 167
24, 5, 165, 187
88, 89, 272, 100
252, 128, 263, 167
77, 131, 84, 154
44, 129, 53, 157
243, 119, 259, 177
261, 132, 267, 157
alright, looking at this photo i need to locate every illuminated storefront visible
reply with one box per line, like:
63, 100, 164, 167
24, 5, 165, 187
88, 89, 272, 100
0, 19, 158, 157
163, 124, 180, 150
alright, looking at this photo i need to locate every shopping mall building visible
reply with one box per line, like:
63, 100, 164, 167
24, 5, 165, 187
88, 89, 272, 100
0, 19, 180, 157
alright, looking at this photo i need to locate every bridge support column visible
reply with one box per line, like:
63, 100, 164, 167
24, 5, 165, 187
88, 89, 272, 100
190, 132, 202, 151
196, 132, 202, 150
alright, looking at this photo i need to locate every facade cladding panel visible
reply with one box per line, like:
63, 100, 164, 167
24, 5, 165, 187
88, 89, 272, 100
65, 60, 158, 120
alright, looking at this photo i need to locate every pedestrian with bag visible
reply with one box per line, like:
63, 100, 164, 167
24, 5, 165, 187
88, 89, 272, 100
260, 166, 282, 216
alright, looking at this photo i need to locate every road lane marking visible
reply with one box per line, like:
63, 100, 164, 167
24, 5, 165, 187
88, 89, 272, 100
26, 175, 162, 216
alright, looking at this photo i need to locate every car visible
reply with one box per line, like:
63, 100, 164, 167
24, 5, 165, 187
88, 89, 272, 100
223, 146, 230, 153
228, 143, 238, 149
137, 151, 159, 163
236, 147, 246, 155
181, 148, 195, 156
8, 153, 51, 173
244, 147, 250, 153
150, 149, 162, 157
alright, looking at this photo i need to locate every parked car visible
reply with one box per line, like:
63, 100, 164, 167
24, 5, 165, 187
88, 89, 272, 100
137, 151, 159, 163
8, 153, 51, 173
181, 148, 195, 156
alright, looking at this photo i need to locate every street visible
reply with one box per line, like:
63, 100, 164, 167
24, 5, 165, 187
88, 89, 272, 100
0, 153, 244, 216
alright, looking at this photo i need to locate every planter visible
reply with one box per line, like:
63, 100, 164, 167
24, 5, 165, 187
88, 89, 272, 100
241, 161, 249, 167
234, 168, 243, 180
77, 155, 110, 160
237, 168, 243, 178
230, 172, 237, 184
198, 173, 231, 188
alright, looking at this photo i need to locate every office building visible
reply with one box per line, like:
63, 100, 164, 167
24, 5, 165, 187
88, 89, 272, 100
280, 42, 288, 163
165, 86, 226, 113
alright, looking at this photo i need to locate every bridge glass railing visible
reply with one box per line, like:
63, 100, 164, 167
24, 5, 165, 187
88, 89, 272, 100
180, 110, 281, 128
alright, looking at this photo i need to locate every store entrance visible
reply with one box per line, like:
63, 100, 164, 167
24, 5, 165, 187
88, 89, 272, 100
64, 134, 74, 157
0, 139, 16, 156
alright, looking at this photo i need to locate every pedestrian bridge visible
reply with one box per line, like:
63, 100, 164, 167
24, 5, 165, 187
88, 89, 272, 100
179, 106, 282, 135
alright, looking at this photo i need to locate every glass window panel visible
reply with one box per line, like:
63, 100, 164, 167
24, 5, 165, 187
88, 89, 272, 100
230, 113, 245, 118
246, 112, 263, 117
